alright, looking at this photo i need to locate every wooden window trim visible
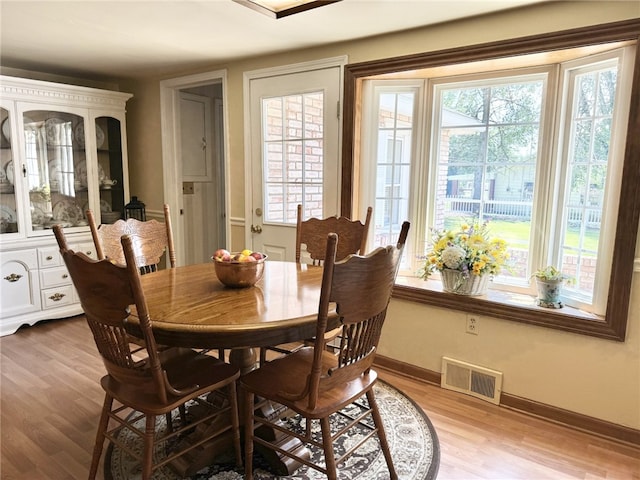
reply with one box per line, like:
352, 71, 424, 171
341, 19, 640, 341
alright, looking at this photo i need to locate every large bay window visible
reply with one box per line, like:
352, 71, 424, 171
342, 20, 640, 341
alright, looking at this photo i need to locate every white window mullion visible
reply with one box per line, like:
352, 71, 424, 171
532, 66, 560, 286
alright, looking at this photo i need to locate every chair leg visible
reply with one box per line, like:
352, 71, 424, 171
165, 412, 173, 432
367, 389, 398, 480
228, 383, 242, 467
242, 386, 254, 479
320, 417, 337, 480
88, 394, 113, 480
142, 415, 156, 480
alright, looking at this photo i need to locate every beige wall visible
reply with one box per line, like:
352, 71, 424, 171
118, 78, 163, 209
119, 1, 640, 429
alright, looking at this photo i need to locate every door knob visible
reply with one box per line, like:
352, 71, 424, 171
251, 224, 262, 234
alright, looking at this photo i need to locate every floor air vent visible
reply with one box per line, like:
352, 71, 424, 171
441, 357, 503, 405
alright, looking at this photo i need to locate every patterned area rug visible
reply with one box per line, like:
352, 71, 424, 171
106, 380, 440, 480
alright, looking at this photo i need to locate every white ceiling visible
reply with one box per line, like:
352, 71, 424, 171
1, 0, 545, 80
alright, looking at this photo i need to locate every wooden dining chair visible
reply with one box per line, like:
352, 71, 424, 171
86, 204, 199, 353
53, 226, 242, 480
87, 203, 176, 274
241, 221, 410, 480
260, 205, 374, 365
296, 203, 372, 265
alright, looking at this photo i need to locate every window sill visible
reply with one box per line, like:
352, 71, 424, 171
392, 275, 622, 341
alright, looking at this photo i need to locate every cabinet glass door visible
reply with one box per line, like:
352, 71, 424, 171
96, 116, 125, 224
23, 110, 89, 231
0, 107, 18, 235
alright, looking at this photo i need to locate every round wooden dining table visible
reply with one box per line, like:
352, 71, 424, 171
126, 260, 336, 373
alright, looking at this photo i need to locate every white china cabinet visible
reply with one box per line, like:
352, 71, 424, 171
0, 75, 132, 336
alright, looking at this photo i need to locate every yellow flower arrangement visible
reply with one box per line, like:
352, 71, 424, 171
421, 221, 509, 279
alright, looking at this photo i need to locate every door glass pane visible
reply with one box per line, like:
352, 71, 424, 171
0, 107, 18, 234
262, 91, 324, 224
23, 111, 87, 230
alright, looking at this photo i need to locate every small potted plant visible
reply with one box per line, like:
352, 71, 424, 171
531, 265, 573, 308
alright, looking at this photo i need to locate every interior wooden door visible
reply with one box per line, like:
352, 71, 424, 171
179, 91, 216, 265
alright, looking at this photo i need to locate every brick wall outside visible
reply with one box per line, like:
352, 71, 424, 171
503, 248, 596, 292
263, 93, 324, 222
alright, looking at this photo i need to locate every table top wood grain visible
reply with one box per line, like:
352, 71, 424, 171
127, 261, 332, 349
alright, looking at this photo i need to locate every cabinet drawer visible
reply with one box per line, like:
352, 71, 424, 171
40, 266, 72, 289
1, 255, 41, 317
73, 241, 97, 260
0, 249, 38, 270
41, 285, 75, 309
38, 247, 62, 268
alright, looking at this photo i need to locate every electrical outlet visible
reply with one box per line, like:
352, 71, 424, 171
466, 314, 479, 335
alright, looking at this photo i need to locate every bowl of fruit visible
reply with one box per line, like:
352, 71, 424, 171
211, 248, 267, 288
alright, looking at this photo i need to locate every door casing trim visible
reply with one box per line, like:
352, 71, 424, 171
160, 70, 230, 265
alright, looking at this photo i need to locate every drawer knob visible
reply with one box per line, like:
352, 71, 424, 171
46, 255, 53, 260
62, 274, 69, 279
3, 273, 23, 283
49, 293, 66, 302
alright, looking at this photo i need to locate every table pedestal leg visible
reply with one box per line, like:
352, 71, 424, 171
171, 347, 310, 476
229, 346, 258, 375
252, 403, 312, 475
229, 347, 311, 475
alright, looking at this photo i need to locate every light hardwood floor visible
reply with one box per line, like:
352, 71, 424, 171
1, 315, 638, 479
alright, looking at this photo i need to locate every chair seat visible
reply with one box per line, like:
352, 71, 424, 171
241, 346, 377, 419
102, 351, 239, 415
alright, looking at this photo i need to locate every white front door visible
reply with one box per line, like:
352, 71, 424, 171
247, 64, 342, 260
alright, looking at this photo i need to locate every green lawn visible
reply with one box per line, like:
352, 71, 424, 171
443, 217, 599, 253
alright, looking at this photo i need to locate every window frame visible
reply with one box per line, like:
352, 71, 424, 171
426, 68, 553, 295
554, 54, 626, 314
341, 20, 640, 341
360, 81, 424, 264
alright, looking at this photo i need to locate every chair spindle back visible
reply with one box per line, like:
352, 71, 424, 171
306, 221, 410, 409
54, 225, 173, 404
